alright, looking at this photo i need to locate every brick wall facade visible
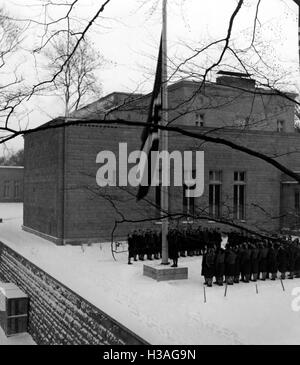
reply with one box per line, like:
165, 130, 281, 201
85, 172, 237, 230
23, 123, 64, 243
0, 241, 147, 345
23, 121, 300, 243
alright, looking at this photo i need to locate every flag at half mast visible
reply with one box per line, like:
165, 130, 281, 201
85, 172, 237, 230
136, 38, 163, 201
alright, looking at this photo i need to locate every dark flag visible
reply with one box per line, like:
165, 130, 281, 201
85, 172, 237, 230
136, 39, 163, 201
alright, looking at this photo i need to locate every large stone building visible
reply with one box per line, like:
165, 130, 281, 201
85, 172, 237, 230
0, 166, 23, 203
23, 72, 300, 244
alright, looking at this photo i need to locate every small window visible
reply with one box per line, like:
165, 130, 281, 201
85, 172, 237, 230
14, 181, 20, 198
195, 113, 205, 127
183, 184, 195, 217
209, 170, 222, 182
277, 120, 285, 132
3, 181, 10, 198
209, 171, 222, 218
233, 171, 246, 220
234, 171, 246, 182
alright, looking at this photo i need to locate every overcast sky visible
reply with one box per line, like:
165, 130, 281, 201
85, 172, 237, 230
1, 0, 299, 153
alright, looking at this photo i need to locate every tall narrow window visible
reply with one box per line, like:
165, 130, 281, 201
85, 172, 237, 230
233, 172, 246, 220
3, 181, 10, 198
195, 113, 205, 127
209, 171, 222, 218
14, 181, 20, 199
277, 120, 285, 132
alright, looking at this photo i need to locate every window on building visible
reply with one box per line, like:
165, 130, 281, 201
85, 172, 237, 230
3, 181, 10, 198
209, 171, 222, 218
195, 113, 205, 127
233, 172, 246, 220
14, 181, 20, 198
277, 120, 285, 132
183, 184, 195, 217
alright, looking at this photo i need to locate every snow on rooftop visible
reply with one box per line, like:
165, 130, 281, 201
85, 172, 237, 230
0, 283, 28, 300
0, 203, 300, 345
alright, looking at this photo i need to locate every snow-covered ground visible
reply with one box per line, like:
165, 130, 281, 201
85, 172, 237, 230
0, 326, 35, 345
0, 203, 300, 345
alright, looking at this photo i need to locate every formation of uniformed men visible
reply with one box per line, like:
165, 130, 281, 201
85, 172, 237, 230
202, 235, 300, 287
127, 229, 162, 264
128, 228, 300, 286
127, 226, 222, 265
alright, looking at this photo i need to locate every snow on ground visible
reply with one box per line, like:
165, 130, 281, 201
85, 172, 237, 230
1, 203, 300, 345
0, 326, 35, 345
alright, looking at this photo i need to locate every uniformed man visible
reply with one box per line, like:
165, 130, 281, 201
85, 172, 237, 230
127, 232, 134, 265
153, 230, 160, 260
259, 241, 269, 280
168, 229, 179, 267
267, 242, 278, 280
277, 242, 288, 279
215, 246, 226, 286
137, 229, 145, 261
233, 244, 241, 283
145, 229, 153, 260
225, 245, 236, 285
202, 246, 215, 287
250, 243, 260, 282
240, 243, 251, 283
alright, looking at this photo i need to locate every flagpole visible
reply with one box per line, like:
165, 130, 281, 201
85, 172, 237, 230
161, 0, 169, 265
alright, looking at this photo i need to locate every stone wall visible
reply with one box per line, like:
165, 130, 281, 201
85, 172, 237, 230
0, 242, 148, 345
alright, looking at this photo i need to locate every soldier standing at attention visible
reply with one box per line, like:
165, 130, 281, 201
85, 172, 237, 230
251, 243, 260, 282
233, 244, 241, 283
168, 229, 179, 267
201, 245, 208, 285
202, 246, 215, 287
215, 246, 226, 286
259, 241, 269, 281
267, 242, 278, 280
153, 230, 160, 260
225, 245, 236, 285
277, 242, 288, 280
137, 229, 144, 261
179, 226, 186, 257
145, 229, 153, 261
127, 232, 134, 265
241, 243, 251, 283
294, 239, 300, 278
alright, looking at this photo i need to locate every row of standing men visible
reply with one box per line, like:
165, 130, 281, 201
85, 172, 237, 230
127, 228, 300, 285
201, 239, 300, 286
127, 227, 222, 264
